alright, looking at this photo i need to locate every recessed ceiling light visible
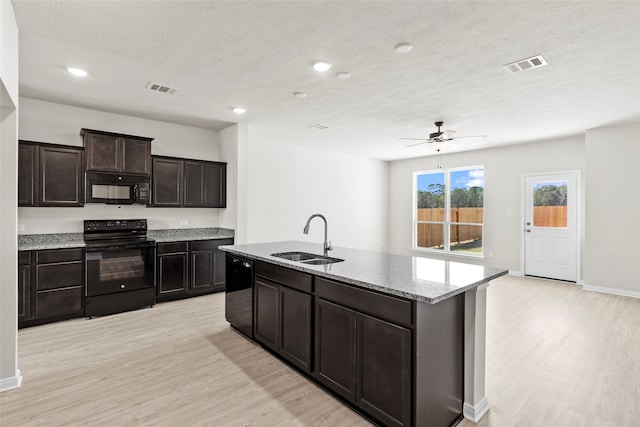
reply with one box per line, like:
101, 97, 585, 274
335, 71, 351, 80
232, 107, 246, 114
294, 92, 307, 98
312, 61, 332, 72
66, 67, 88, 77
394, 42, 413, 54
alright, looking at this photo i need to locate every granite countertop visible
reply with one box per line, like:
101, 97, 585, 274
148, 228, 234, 243
18, 233, 86, 251
18, 228, 235, 251
220, 241, 508, 304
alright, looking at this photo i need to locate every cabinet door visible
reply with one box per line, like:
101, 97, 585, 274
184, 161, 205, 207
190, 248, 215, 294
121, 138, 151, 174
39, 146, 83, 207
356, 313, 412, 427
213, 239, 234, 288
18, 143, 37, 206
204, 162, 226, 207
254, 277, 279, 351
314, 298, 357, 401
280, 286, 313, 372
157, 252, 188, 297
18, 264, 32, 322
85, 133, 120, 172
152, 158, 183, 206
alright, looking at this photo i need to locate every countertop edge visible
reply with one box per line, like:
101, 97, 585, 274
220, 246, 508, 304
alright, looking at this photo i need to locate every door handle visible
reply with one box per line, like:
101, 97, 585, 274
526, 229, 531, 232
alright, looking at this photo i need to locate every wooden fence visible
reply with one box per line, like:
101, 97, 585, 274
416, 206, 567, 248
416, 208, 483, 248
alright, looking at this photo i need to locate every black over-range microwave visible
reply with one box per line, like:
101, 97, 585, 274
86, 171, 150, 205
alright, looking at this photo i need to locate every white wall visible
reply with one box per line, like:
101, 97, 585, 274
388, 137, 586, 274
0, 0, 21, 392
244, 126, 389, 251
584, 122, 640, 296
18, 98, 225, 233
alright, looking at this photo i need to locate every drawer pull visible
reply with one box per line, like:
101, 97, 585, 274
120, 284, 126, 289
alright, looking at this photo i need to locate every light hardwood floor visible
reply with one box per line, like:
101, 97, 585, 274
1, 275, 638, 426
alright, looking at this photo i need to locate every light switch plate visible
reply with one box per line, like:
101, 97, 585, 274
179, 219, 189, 226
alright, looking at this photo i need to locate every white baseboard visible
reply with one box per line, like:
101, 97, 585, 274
582, 284, 640, 299
463, 397, 490, 423
0, 369, 22, 393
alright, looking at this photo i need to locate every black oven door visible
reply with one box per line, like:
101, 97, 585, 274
85, 243, 156, 297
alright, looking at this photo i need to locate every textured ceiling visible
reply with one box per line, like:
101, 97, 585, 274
12, 0, 640, 160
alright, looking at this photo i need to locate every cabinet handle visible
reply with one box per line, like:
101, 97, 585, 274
120, 284, 126, 289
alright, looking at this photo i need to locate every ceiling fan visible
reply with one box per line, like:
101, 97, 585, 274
400, 121, 486, 147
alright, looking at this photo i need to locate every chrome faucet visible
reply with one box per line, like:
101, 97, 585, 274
303, 214, 332, 256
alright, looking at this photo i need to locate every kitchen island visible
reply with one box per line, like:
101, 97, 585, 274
221, 241, 508, 427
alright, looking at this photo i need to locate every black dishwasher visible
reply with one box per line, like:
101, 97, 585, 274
225, 255, 254, 338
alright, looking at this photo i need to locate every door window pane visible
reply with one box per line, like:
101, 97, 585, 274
533, 181, 567, 228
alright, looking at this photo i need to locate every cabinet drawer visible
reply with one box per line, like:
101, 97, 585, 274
190, 239, 217, 251
19, 251, 32, 266
255, 261, 312, 293
36, 287, 83, 318
191, 238, 233, 251
36, 248, 83, 264
316, 278, 413, 328
36, 262, 83, 290
157, 242, 189, 254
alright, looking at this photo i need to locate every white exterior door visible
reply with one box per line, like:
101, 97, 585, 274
524, 172, 578, 281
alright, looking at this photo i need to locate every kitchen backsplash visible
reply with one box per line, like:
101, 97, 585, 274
18, 205, 222, 234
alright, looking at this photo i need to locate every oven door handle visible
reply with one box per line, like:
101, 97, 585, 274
85, 243, 156, 252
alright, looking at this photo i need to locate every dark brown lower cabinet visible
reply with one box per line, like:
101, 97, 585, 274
253, 264, 313, 373
156, 238, 233, 302
314, 298, 412, 427
19, 248, 85, 328
157, 242, 189, 299
18, 252, 32, 322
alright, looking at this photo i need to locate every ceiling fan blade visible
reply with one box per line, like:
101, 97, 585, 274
399, 137, 429, 141
406, 140, 429, 147
441, 130, 456, 139
450, 135, 487, 141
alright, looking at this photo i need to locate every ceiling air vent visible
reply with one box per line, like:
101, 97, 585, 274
310, 124, 329, 130
503, 55, 547, 73
146, 82, 178, 94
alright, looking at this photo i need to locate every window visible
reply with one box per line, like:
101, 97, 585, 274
414, 166, 484, 256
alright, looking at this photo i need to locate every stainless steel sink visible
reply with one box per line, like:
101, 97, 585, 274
271, 251, 344, 265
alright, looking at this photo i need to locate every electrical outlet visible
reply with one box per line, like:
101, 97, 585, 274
506, 209, 512, 217
488, 251, 494, 258
17, 224, 25, 232
179, 219, 189, 226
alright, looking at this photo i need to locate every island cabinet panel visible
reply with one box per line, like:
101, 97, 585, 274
356, 313, 412, 427
415, 295, 464, 427
254, 277, 279, 350
314, 298, 357, 401
253, 262, 313, 372
314, 277, 413, 427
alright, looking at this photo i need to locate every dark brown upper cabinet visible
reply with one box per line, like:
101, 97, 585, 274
151, 155, 226, 208
81, 128, 153, 175
18, 141, 84, 207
